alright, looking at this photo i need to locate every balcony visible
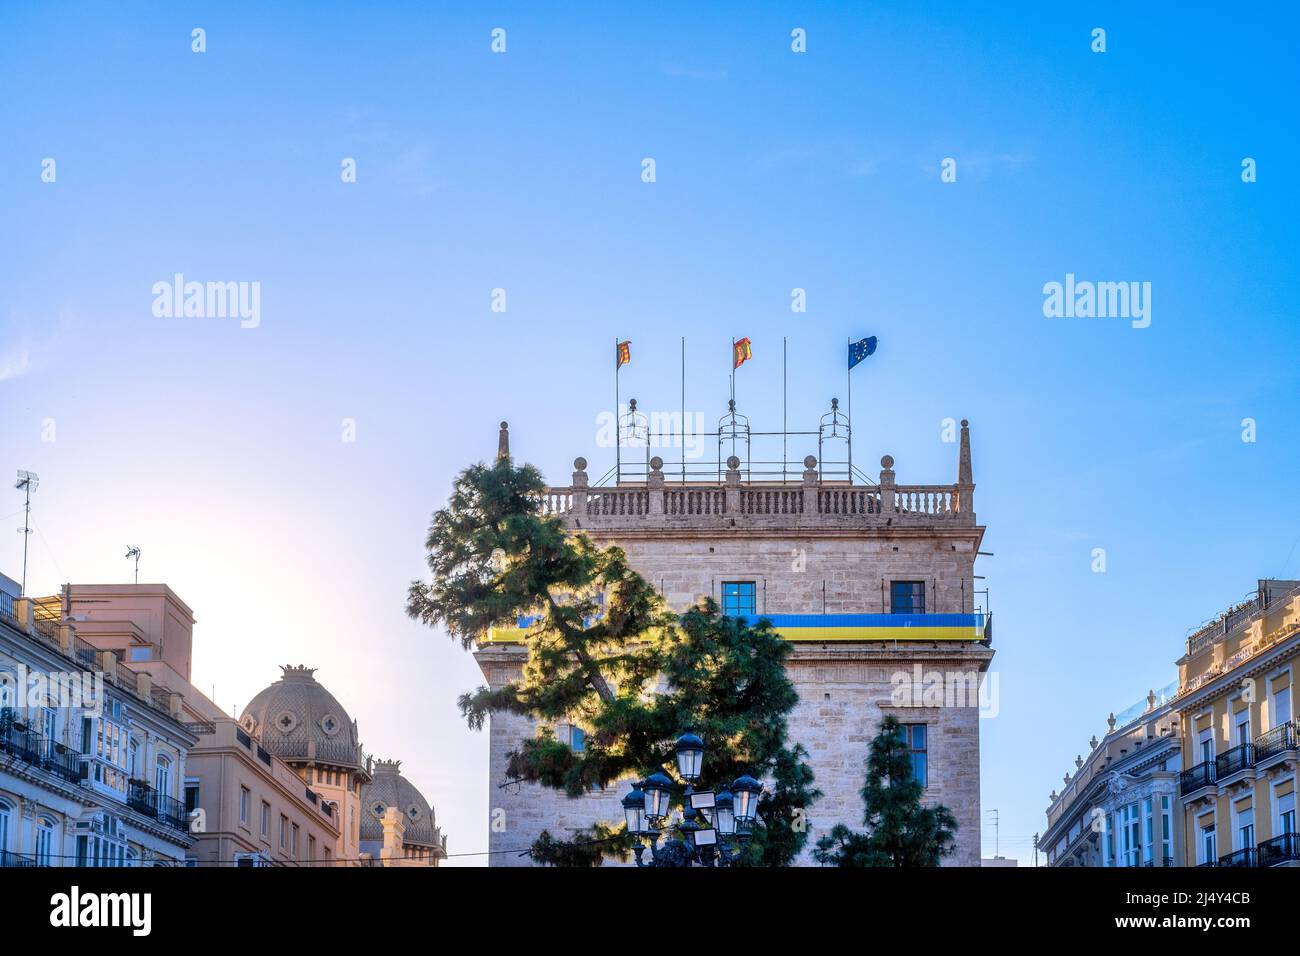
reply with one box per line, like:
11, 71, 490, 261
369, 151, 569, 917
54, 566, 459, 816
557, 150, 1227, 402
127, 782, 191, 833
1257, 832, 1300, 867
1141, 856, 1174, 867
0, 850, 37, 868
1254, 721, 1297, 766
1217, 847, 1259, 868
1179, 760, 1217, 796
1215, 742, 1255, 781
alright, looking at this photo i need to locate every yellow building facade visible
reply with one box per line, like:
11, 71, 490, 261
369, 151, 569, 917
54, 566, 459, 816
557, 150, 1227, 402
1176, 579, 1300, 867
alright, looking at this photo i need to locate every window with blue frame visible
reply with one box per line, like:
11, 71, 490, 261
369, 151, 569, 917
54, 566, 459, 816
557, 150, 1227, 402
721, 581, 756, 617
569, 725, 586, 753
890, 580, 926, 615
898, 723, 928, 788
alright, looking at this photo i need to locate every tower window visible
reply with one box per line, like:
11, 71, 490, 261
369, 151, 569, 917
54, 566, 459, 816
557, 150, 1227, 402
890, 581, 926, 615
721, 581, 756, 617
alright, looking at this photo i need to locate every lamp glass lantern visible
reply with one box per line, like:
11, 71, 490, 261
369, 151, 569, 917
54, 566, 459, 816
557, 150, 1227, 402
731, 774, 762, 825
714, 789, 735, 836
622, 784, 646, 836
674, 731, 705, 782
641, 771, 673, 822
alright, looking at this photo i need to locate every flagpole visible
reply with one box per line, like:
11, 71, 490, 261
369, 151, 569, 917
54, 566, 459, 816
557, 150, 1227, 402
615, 337, 621, 484
783, 336, 788, 483
847, 336, 852, 483
681, 336, 686, 483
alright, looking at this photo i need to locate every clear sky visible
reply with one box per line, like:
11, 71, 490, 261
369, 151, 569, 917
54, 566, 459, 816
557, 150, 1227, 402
2, 1, 1298, 865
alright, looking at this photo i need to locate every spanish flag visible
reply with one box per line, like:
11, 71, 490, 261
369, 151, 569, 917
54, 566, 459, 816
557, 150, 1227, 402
733, 337, 752, 369
616, 340, 631, 368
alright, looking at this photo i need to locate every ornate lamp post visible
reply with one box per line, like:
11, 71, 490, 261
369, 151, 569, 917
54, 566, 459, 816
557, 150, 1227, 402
621, 732, 765, 867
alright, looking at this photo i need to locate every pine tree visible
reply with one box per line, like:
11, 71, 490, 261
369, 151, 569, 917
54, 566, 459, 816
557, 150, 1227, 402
407, 451, 818, 865
812, 714, 957, 867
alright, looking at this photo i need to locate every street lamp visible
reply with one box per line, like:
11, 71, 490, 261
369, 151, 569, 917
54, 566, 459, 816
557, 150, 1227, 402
641, 771, 674, 824
731, 774, 763, 828
626, 733, 764, 867
674, 731, 705, 782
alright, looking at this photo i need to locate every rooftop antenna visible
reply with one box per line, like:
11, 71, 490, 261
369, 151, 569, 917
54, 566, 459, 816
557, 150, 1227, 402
14, 470, 38, 596
125, 546, 141, 584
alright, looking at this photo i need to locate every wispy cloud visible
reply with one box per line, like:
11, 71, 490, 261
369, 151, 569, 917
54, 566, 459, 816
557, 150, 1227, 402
0, 345, 31, 383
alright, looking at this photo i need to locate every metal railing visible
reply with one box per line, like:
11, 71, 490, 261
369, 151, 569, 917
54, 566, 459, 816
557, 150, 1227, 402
1215, 742, 1254, 778
126, 781, 191, 833
0, 850, 37, 868
1258, 832, 1300, 867
1217, 847, 1259, 868
1255, 721, 1296, 762
1180, 760, 1217, 795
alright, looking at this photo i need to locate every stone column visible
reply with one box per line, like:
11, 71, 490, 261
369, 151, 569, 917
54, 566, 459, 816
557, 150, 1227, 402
571, 458, 589, 514
647, 457, 664, 515
724, 455, 741, 514
879, 455, 896, 513
802, 455, 819, 513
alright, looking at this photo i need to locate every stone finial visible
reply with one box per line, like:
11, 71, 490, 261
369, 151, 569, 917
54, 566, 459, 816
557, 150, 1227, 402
1063, 773, 1071, 785
649, 456, 663, 475
374, 759, 402, 773
497, 421, 510, 461
802, 455, 818, 485
958, 418, 973, 485
1050, 790, 1058, 802
1107, 712, 1117, 731
281, 665, 318, 681
1146, 689, 1157, 711
1075, 755, 1083, 769
572, 457, 588, 488
726, 455, 740, 473
1090, 735, 1098, 749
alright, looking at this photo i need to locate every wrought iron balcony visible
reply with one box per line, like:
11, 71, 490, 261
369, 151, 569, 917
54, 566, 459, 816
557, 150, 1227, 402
1180, 760, 1217, 795
1215, 743, 1255, 779
1141, 856, 1174, 867
1257, 832, 1300, 867
0, 721, 44, 765
1217, 847, 1259, 868
0, 850, 37, 868
1254, 721, 1296, 763
127, 781, 191, 833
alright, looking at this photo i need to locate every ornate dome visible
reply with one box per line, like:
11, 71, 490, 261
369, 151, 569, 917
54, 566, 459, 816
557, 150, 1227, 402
239, 666, 366, 770
360, 759, 447, 851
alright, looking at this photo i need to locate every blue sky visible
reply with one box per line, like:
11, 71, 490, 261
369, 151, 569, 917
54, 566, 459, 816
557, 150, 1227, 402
2, 1, 1298, 864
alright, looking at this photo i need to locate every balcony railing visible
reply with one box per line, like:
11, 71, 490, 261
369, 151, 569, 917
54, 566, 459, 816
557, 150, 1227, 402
126, 782, 191, 833
1215, 742, 1255, 778
1258, 832, 1300, 867
0, 850, 38, 868
1179, 760, 1217, 795
1218, 847, 1259, 868
1254, 721, 1296, 763
1141, 856, 1174, 867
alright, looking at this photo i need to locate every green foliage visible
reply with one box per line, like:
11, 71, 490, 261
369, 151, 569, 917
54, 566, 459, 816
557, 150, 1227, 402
812, 714, 957, 867
408, 455, 819, 865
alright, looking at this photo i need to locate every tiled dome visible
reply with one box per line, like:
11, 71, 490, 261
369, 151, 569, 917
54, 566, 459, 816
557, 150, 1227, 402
361, 759, 447, 852
239, 666, 365, 770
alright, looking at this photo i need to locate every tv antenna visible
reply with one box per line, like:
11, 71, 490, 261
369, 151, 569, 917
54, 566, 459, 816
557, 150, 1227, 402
125, 546, 141, 584
14, 470, 38, 596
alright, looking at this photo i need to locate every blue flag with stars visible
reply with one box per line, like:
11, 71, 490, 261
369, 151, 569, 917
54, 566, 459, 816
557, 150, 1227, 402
848, 336, 878, 370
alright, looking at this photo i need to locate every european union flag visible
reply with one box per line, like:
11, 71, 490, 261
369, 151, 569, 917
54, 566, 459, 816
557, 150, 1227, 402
848, 336, 877, 370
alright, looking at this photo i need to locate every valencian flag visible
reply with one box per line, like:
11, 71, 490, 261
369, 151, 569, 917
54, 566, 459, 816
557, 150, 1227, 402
848, 335, 877, 369
733, 337, 753, 369
616, 340, 631, 368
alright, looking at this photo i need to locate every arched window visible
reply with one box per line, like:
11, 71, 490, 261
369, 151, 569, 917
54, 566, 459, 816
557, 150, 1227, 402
128, 739, 139, 779
155, 755, 171, 799
35, 817, 56, 867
